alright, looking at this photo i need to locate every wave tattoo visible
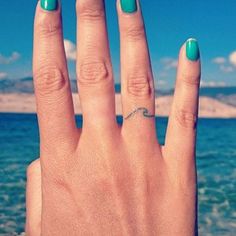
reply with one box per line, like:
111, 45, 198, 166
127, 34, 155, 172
124, 107, 155, 120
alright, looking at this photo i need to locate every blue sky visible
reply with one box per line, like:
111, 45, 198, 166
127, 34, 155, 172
0, 0, 236, 88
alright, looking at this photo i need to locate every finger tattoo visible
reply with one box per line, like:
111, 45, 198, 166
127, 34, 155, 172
124, 107, 155, 120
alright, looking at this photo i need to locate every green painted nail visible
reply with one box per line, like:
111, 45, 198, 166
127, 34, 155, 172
186, 38, 200, 61
120, 0, 137, 13
40, 0, 58, 11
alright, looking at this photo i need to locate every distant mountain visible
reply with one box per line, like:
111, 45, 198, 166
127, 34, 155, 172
167, 86, 236, 107
0, 78, 34, 93
0, 77, 78, 94
199, 87, 236, 107
1, 78, 236, 107
0, 78, 170, 96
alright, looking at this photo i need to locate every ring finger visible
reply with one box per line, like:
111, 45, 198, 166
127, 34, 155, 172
117, 0, 157, 143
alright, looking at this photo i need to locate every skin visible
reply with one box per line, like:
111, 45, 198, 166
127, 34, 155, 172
26, 0, 201, 235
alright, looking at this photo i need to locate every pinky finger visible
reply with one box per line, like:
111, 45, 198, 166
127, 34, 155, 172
26, 159, 42, 236
164, 38, 201, 166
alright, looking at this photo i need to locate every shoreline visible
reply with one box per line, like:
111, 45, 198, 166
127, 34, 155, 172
1, 111, 236, 120
1, 93, 236, 118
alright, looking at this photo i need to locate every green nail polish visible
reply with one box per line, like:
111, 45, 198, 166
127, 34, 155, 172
40, 0, 58, 11
120, 0, 137, 13
186, 38, 200, 61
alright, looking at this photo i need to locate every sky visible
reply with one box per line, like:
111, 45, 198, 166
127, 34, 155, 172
0, 0, 236, 88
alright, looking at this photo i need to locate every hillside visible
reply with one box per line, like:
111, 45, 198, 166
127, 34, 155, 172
1, 78, 236, 107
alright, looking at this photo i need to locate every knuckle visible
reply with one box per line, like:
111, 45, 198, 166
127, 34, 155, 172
76, 1, 105, 20
34, 66, 67, 95
78, 61, 112, 86
174, 109, 197, 129
127, 74, 153, 98
36, 14, 61, 38
125, 24, 145, 42
179, 71, 201, 87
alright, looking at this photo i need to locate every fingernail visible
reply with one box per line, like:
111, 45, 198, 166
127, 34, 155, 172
186, 38, 200, 61
40, 0, 58, 11
120, 0, 137, 13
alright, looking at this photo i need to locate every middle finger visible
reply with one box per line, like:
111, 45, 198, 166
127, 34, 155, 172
76, 0, 117, 132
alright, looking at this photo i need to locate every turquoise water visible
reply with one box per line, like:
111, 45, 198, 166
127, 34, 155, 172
0, 113, 235, 235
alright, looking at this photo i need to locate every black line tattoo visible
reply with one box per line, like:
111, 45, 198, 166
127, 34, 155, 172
124, 107, 155, 120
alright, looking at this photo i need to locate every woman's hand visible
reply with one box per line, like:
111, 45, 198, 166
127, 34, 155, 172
26, 0, 201, 235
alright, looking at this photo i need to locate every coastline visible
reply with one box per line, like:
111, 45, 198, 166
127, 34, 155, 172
1, 93, 236, 118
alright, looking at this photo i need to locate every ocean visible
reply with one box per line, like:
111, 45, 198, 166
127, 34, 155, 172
0, 113, 235, 236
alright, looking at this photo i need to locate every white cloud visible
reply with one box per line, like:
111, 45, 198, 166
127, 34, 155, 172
220, 65, 234, 73
64, 39, 76, 61
0, 72, 8, 80
0, 52, 20, 64
161, 57, 178, 70
200, 80, 226, 88
212, 57, 226, 64
229, 51, 236, 67
212, 51, 236, 73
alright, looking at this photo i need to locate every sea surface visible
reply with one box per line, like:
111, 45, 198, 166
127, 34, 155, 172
0, 113, 235, 236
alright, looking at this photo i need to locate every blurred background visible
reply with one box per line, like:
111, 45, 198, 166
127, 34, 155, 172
0, 0, 236, 235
